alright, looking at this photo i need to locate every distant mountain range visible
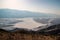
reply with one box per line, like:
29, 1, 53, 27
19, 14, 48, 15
0, 9, 58, 18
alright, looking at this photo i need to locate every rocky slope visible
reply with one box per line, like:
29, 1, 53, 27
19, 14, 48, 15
0, 28, 60, 40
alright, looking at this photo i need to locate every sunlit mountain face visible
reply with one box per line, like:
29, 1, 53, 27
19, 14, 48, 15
0, 9, 60, 31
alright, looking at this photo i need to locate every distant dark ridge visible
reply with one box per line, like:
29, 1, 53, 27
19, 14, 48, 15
0, 28, 36, 34
0, 29, 9, 32
37, 24, 60, 35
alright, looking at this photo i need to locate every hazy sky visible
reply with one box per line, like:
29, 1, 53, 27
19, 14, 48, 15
0, 0, 60, 14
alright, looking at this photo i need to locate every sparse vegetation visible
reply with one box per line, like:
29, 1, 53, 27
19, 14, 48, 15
0, 29, 60, 40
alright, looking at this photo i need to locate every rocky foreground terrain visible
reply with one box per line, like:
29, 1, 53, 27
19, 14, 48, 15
0, 28, 60, 40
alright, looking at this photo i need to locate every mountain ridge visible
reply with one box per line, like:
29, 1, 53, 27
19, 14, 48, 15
0, 9, 57, 18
